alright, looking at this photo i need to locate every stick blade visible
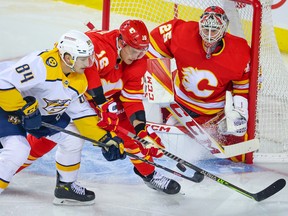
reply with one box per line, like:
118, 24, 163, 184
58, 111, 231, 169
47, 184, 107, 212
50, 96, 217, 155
192, 171, 204, 183
253, 178, 286, 202
176, 162, 187, 172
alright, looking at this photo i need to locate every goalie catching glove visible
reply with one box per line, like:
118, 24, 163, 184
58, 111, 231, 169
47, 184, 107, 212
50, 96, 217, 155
98, 132, 126, 161
95, 98, 119, 132
135, 124, 164, 158
218, 91, 248, 137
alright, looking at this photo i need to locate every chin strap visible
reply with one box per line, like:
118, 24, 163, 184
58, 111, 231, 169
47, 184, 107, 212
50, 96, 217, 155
70, 66, 76, 72
115, 37, 123, 69
60, 54, 76, 72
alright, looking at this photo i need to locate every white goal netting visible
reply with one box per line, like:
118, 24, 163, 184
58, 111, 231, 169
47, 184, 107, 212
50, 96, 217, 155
104, 0, 288, 162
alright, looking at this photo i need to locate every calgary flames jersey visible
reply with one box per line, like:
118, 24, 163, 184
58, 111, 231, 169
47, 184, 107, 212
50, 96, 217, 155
84, 30, 147, 118
149, 19, 250, 115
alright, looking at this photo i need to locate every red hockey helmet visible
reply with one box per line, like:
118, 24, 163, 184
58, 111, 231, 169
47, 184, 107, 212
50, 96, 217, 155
199, 6, 229, 44
119, 20, 149, 51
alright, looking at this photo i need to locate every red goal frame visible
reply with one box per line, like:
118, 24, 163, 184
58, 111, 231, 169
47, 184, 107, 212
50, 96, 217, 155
101, 0, 263, 164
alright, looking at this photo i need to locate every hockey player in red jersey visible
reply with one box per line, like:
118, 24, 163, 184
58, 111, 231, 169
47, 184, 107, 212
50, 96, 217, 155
148, 6, 251, 162
20, 20, 181, 194
0, 30, 125, 204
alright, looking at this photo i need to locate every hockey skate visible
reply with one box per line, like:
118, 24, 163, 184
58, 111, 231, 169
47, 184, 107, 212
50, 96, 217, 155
53, 172, 95, 206
134, 168, 181, 194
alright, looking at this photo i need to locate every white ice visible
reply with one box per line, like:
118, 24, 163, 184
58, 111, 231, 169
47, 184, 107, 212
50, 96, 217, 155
1, 0, 288, 215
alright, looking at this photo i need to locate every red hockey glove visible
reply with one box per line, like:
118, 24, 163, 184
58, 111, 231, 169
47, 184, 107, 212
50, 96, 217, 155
96, 99, 119, 132
136, 125, 164, 158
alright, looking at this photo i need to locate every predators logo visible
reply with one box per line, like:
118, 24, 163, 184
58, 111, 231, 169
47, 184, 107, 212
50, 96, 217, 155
46, 57, 58, 67
8, 115, 21, 125
43, 98, 71, 114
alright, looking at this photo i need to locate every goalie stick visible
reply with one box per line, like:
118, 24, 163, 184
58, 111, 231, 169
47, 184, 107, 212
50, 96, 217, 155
165, 102, 259, 158
42, 122, 286, 201
145, 121, 257, 172
41, 122, 203, 183
115, 125, 286, 201
145, 58, 260, 159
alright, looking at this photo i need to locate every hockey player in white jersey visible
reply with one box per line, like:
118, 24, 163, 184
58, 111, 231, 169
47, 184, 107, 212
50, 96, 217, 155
0, 30, 125, 205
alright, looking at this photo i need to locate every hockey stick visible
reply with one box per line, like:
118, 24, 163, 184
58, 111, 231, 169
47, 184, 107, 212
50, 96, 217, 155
145, 58, 259, 158
143, 59, 287, 200
141, 121, 188, 172
42, 122, 286, 201
116, 125, 286, 201
202, 170, 285, 202
165, 102, 260, 158
40, 122, 202, 183
117, 125, 201, 173
147, 120, 259, 159
145, 121, 257, 172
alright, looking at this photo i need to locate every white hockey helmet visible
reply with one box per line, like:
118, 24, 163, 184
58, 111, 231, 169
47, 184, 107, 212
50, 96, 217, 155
199, 6, 229, 44
57, 30, 94, 68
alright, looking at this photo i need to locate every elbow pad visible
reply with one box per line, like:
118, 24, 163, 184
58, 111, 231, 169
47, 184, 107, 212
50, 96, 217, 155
86, 87, 106, 105
129, 110, 146, 124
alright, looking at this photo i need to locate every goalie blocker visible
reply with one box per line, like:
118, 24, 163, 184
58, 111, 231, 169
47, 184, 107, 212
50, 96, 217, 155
144, 58, 259, 161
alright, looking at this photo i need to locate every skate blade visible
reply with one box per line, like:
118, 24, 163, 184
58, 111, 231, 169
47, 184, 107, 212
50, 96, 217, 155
53, 197, 95, 206
144, 182, 180, 195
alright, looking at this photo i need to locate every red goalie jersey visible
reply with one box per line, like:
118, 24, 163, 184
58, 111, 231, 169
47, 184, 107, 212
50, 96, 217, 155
149, 19, 250, 115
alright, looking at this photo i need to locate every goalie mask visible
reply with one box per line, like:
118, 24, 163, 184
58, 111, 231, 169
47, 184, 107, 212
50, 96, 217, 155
57, 30, 95, 70
199, 6, 229, 45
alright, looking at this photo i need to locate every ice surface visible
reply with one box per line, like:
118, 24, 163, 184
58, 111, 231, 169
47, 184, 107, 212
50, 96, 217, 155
0, 0, 288, 215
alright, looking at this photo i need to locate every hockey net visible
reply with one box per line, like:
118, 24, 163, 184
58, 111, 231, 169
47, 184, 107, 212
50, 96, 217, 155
102, 0, 288, 163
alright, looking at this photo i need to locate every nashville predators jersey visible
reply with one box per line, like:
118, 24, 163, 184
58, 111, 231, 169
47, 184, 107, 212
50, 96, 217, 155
149, 19, 250, 115
0, 47, 103, 138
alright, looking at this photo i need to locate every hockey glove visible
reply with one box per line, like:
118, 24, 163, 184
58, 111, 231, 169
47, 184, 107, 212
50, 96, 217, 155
99, 132, 126, 161
19, 96, 42, 130
96, 98, 119, 132
135, 124, 164, 158
218, 91, 248, 137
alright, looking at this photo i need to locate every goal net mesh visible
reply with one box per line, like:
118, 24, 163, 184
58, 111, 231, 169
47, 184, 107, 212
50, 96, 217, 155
106, 0, 288, 162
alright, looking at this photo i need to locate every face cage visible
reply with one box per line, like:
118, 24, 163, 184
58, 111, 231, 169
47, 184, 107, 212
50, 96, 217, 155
199, 13, 228, 44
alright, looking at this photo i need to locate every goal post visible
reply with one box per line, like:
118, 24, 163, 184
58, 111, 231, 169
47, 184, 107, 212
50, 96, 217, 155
102, 0, 288, 163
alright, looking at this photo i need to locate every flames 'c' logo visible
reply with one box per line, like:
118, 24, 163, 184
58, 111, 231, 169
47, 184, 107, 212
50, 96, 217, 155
181, 67, 218, 98
129, 27, 136, 34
